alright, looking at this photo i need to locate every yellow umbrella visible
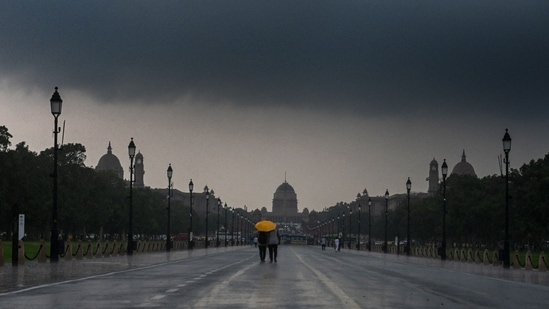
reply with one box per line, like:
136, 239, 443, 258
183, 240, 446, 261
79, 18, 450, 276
255, 220, 277, 232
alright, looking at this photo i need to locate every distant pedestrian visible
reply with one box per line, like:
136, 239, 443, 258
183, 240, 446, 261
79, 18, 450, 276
257, 231, 268, 262
321, 237, 326, 251
253, 236, 258, 247
268, 229, 281, 263
334, 238, 340, 252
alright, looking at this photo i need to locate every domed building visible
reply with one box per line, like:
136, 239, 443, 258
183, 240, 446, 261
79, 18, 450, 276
272, 181, 298, 217
95, 142, 124, 179
256, 180, 308, 223
451, 150, 477, 177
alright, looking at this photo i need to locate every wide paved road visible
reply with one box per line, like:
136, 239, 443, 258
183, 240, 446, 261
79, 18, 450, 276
1, 245, 548, 308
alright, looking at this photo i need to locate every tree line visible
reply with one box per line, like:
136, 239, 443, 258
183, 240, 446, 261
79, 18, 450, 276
0, 125, 221, 241
321, 157, 549, 251
2, 123, 549, 250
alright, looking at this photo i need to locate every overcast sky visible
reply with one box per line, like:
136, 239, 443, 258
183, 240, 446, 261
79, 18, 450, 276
1, 1, 548, 212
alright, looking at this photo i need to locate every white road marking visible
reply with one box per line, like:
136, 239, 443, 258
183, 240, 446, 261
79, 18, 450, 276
293, 249, 362, 309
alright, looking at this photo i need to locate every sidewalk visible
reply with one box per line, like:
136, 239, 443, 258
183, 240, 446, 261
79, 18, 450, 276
346, 248, 549, 287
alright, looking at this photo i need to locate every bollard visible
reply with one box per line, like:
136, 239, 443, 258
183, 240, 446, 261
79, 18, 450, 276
18, 240, 25, 265
0, 239, 4, 267
76, 241, 83, 260
94, 243, 102, 258
538, 252, 547, 272
483, 249, 490, 265
525, 251, 533, 270
86, 242, 93, 259
38, 239, 47, 263
513, 250, 522, 268
64, 241, 72, 261
112, 241, 118, 257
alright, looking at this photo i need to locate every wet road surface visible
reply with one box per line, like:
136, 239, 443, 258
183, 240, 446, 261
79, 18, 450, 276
1, 245, 548, 308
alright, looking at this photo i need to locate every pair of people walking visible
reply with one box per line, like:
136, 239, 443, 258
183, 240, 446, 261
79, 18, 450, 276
257, 229, 280, 263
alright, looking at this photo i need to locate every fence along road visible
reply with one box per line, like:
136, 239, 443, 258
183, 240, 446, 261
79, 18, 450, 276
1, 245, 549, 308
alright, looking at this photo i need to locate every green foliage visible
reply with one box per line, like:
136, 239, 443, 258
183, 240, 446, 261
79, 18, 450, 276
0, 125, 193, 242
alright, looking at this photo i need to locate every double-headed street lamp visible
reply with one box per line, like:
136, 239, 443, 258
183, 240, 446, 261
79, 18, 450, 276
441, 159, 448, 260
204, 186, 210, 248
166, 164, 173, 252
406, 177, 412, 256
188, 179, 194, 250
502, 129, 512, 268
384, 190, 389, 253
127, 138, 136, 256
50, 87, 63, 263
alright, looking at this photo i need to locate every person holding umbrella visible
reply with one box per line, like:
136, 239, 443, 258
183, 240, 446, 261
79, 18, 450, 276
255, 220, 276, 263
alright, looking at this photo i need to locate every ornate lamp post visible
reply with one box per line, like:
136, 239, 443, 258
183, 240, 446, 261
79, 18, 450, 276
384, 190, 389, 253
50, 87, 62, 263
502, 129, 512, 268
216, 198, 221, 247
166, 164, 173, 252
368, 197, 372, 251
188, 179, 194, 250
127, 138, 136, 256
441, 159, 448, 260
406, 177, 412, 256
204, 186, 210, 248
357, 204, 361, 250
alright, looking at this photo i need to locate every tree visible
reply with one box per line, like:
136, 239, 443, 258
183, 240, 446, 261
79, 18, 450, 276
0, 125, 12, 152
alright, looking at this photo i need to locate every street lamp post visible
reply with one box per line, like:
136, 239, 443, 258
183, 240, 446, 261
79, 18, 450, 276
368, 197, 372, 252
384, 190, 389, 253
342, 212, 346, 249
224, 203, 228, 246
231, 208, 235, 246
166, 164, 173, 252
127, 138, 136, 256
49, 87, 63, 263
502, 129, 512, 268
216, 198, 221, 247
348, 207, 352, 249
204, 186, 210, 248
441, 159, 448, 260
188, 179, 194, 250
406, 177, 412, 256
337, 213, 339, 238
357, 204, 361, 250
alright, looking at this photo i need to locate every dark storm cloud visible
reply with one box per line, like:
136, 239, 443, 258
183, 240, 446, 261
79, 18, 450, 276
1, 1, 548, 117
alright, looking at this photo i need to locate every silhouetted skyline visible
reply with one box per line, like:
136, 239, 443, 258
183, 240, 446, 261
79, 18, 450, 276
1, 1, 548, 211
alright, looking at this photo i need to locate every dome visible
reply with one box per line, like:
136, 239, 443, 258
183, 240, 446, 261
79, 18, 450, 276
276, 181, 295, 193
96, 142, 124, 179
451, 150, 477, 177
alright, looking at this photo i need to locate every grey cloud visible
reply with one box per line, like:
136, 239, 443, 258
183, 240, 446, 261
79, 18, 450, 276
1, 1, 548, 117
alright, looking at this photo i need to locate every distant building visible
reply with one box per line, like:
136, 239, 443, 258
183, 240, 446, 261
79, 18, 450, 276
451, 150, 477, 177
427, 158, 439, 196
95, 142, 124, 179
255, 180, 308, 223
134, 151, 145, 188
